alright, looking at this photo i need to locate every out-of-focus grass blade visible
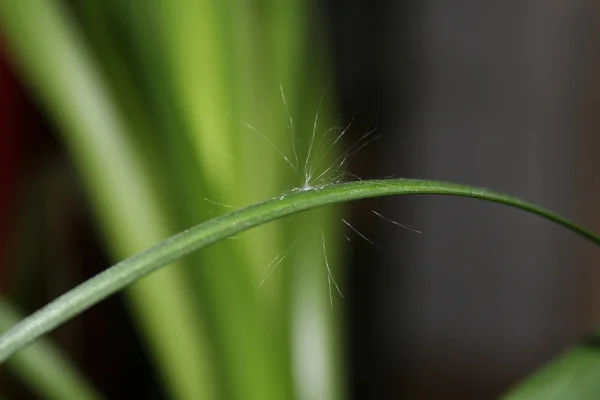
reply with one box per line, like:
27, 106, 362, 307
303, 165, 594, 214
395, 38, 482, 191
157, 1, 235, 191
503, 342, 600, 399
0, 1, 215, 399
154, 2, 294, 397
0, 297, 103, 400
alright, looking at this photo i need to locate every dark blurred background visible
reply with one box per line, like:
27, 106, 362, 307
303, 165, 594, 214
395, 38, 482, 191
327, 0, 600, 398
2, 0, 600, 399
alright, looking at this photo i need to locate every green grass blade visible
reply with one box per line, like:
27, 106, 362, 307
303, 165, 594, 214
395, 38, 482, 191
1, 179, 598, 364
0, 297, 104, 400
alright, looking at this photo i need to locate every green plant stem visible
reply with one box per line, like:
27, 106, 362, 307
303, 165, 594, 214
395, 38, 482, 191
1, 179, 599, 363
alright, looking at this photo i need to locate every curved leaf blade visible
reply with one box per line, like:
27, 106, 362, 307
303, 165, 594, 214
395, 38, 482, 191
503, 342, 600, 399
0, 179, 598, 363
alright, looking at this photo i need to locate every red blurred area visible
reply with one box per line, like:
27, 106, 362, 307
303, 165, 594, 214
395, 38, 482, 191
0, 42, 26, 286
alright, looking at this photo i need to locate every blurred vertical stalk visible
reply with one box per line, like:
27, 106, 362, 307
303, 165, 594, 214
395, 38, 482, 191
156, 0, 345, 398
264, 2, 346, 397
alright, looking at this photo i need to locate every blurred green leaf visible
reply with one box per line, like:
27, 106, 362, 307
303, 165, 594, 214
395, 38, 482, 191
503, 341, 600, 399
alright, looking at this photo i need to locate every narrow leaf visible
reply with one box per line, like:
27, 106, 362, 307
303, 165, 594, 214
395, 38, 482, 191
1, 179, 598, 363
